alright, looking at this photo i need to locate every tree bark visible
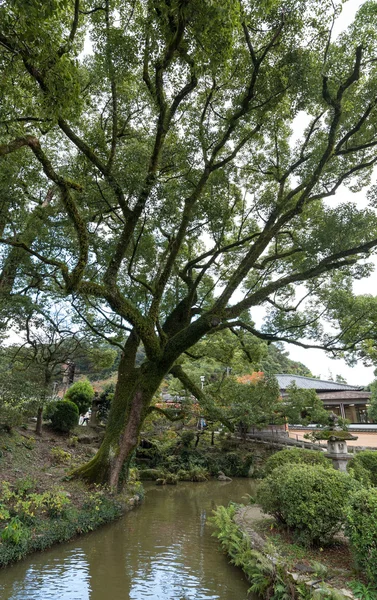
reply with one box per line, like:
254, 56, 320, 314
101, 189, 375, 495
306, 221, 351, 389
72, 333, 167, 490
36, 406, 43, 436
35, 376, 51, 437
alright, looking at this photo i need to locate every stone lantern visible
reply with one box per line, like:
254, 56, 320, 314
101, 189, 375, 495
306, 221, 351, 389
315, 412, 358, 472
89, 391, 101, 426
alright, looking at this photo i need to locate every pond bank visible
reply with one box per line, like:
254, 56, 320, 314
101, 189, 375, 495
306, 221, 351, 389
212, 504, 359, 600
0, 479, 258, 600
0, 426, 142, 569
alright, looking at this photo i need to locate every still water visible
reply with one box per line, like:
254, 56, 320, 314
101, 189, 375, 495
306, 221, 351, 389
0, 479, 258, 600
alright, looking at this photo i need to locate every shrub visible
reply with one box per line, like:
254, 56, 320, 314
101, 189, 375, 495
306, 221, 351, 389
257, 464, 360, 546
187, 464, 209, 482
0, 399, 33, 431
347, 451, 377, 486
138, 468, 165, 480
50, 400, 79, 433
42, 490, 71, 518
177, 468, 191, 481
206, 451, 254, 477
64, 380, 94, 415
97, 383, 115, 422
1, 517, 30, 545
180, 430, 195, 447
263, 448, 331, 476
50, 447, 72, 464
220, 435, 240, 452
67, 436, 79, 448
345, 487, 377, 586
165, 473, 178, 485
14, 476, 37, 496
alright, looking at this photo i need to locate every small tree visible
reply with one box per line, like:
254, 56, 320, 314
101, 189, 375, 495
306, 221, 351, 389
64, 380, 94, 415
0, 369, 41, 431
367, 378, 377, 423
218, 373, 282, 436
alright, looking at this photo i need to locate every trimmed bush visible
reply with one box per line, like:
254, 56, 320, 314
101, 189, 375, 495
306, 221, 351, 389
50, 401, 79, 433
257, 464, 360, 546
263, 448, 331, 476
345, 487, 377, 586
64, 380, 94, 415
347, 450, 377, 486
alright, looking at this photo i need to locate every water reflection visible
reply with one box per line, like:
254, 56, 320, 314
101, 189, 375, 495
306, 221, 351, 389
0, 550, 91, 600
0, 479, 258, 600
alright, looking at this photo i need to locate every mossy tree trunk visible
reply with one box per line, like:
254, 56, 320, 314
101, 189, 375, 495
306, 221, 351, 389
72, 331, 172, 490
36, 373, 52, 437
36, 406, 43, 436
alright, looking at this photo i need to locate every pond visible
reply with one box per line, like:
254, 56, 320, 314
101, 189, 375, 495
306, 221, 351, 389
0, 479, 259, 600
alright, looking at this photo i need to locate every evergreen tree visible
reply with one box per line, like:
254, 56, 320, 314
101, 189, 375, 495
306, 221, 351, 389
1, 1, 377, 487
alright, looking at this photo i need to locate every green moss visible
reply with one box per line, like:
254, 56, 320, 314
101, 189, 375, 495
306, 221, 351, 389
314, 430, 356, 441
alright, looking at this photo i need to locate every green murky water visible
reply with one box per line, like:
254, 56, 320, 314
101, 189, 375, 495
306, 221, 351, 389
0, 479, 258, 600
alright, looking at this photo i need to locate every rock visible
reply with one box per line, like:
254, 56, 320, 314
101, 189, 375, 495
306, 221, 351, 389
78, 435, 99, 445
293, 563, 316, 574
218, 471, 232, 481
339, 589, 355, 599
86, 447, 98, 456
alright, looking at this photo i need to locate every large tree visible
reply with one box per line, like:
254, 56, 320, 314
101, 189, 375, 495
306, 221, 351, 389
2, 0, 377, 488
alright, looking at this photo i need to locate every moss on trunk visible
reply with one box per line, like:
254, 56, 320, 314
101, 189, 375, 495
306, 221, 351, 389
72, 348, 167, 490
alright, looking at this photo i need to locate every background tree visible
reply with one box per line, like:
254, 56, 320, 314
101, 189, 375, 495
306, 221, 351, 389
2, 304, 116, 435
0, 351, 43, 431
368, 378, 377, 422
260, 343, 312, 377
282, 383, 329, 426
2, 1, 377, 487
2, 308, 83, 435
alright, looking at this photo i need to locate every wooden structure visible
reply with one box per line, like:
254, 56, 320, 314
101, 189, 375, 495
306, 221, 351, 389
276, 374, 371, 424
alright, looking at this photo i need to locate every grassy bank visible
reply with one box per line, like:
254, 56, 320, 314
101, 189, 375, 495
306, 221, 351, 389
0, 425, 143, 568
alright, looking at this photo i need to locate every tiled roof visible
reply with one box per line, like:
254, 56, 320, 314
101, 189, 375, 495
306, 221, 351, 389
317, 390, 371, 400
276, 374, 363, 392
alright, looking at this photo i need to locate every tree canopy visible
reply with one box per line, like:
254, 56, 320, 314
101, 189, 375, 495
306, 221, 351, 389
2, 0, 377, 487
